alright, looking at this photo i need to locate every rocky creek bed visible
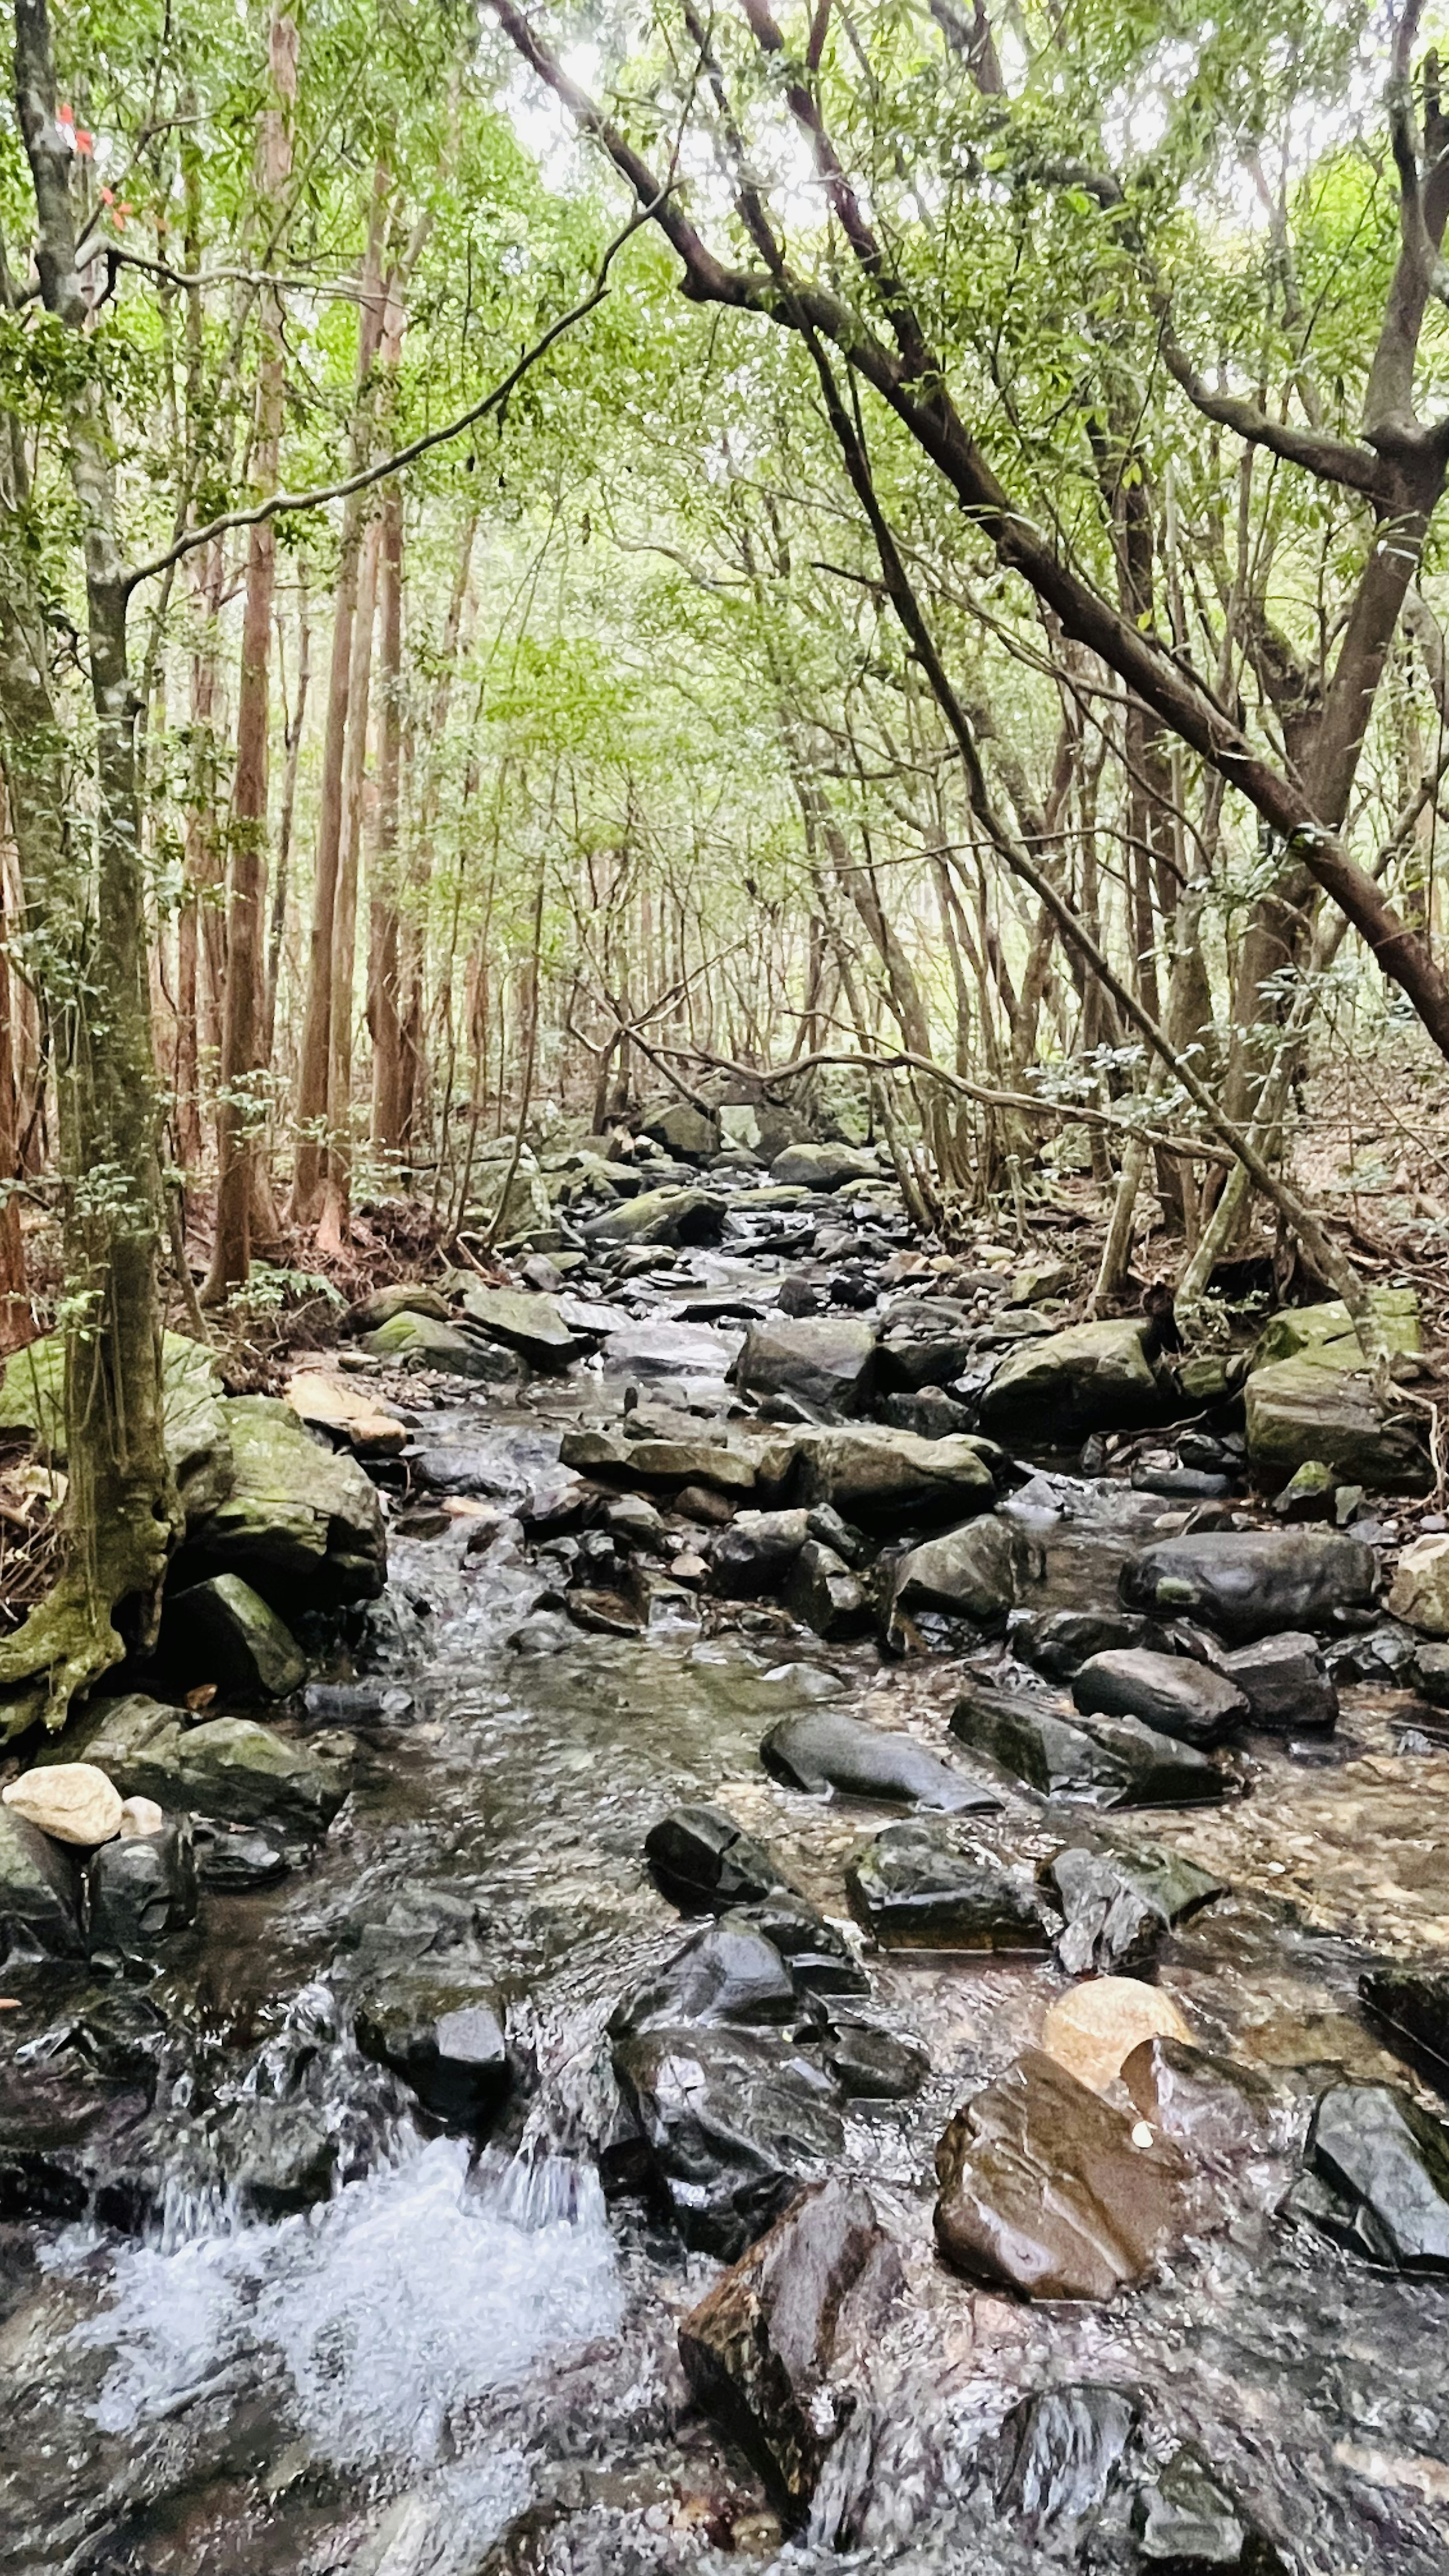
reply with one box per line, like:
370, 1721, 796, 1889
4, 1151, 1449, 2574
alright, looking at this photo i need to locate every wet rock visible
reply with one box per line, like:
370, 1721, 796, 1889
770, 1144, 877, 1192
934, 2047, 1192, 2299
182, 1393, 386, 1607
364, 1307, 525, 1380
875, 1304, 977, 1393
876, 1387, 976, 1440
740, 1892, 869, 1998
762, 1709, 997, 1811
1269, 1458, 1335, 1521
979, 1318, 1170, 1447
893, 1515, 1018, 1625
566, 1586, 642, 1635
354, 1977, 509, 2128
193, 1818, 291, 1891
612, 1918, 814, 2039
1040, 1976, 1192, 2094
1072, 1649, 1249, 1749
1324, 1618, 1419, 1685
86, 1819, 196, 1954
613, 2023, 845, 2257
1122, 2037, 1275, 2168
223, 2099, 338, 2219
950, 1681, 1224, 1808
995, 2382, 1138, 2527
1121, 1529, 1377, 1643
302, 1680, 414, 1726
678, 2178, 902, 2532
823, 2022, 927, 2096
1388, 1533, 1449, 1634
1299, 2081, 1449, 2270
1133, 2443, 1288, 2573
1360, 1963, 1449, 2096
1412, 1641, 1449, 1706
784, 1540, 869, 1639
58, 1695, 352, 1835
1009, 1607, 1155, 1680
1219, 1632, 1338, 1733
0, 2008, 159, 2220
2, 1761, 122, 1847
0, 1806, 85, 1960
846, 1820, 1051, 1952
734, 1316, 876, 1421
1133, 1464, 1232, 1501
709, 1508, 811, 1594
163, 1572, 309, 1696
585, 1185, 726, 1247
451, 1283, 585, 1368
792, 1426, 998, 1527
1244, 1294, 1429, 1496
1044, 1840, 1225, 1976
559, 1426, 756, 1497
645, 1805, 795, 1912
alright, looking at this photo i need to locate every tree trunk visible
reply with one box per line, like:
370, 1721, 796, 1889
317, 510, 381, 1253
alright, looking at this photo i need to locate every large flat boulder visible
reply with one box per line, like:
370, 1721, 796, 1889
950, 1680, 1224, 1807
978, 1318, 1171, 1447
934, 2047, 1192, 2299
613, 2023, 845, 2258
450, 1282, 585, 1368
791, 1426, 997, 1526
585, 1186, 726, 1247
54, 1696, 352, 1835
733, 1316, 875, 1420
361, 1309, 522, 1382
769, 1144, 877, 1192
1244, 1352, 1431, 1493
1121, 1529, 1377, 1643
1071, 1648, 1248, 1748
1298, 2082, 1449, 2271
1248, 1284, 1421, 1370
180, 1395, 386, 1607
845, 1820, 1051, 1950
762, 1709, 997, 1812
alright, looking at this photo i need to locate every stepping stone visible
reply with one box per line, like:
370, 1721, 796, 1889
1072, 1649, 1248, 1747
1295, 2081, 1449, 2271
1043, 1839, 1224, 1976
845, 1820, 1052, 1951
1040, 1975, 1192, 2095
1122, 1530, 1377, 1644
950, 1682, 1224, 1809
763, 1710, 997, 1812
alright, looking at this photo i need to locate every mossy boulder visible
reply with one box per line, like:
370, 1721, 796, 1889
1248, 1284, 1421, 1373
978, 1318, 1172, 1448
584, 1186, 726, 1248
1243, 1286, 1430, 1492
0, 1328, 233, 1530
180, 1395, 385, 1607
361, 1309, 523, 1382
163, 1574, 309, 1696
55, 1693, 351, 1834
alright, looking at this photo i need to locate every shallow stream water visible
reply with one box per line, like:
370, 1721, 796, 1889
5, 1345, 1449, 2575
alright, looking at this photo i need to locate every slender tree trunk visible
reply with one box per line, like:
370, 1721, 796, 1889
368, 497, 406, 1153
317, 512, 380, 1253
264, 567, 309, 1064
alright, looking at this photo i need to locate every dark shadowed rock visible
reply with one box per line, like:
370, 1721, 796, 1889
995, 2382, 1138, 2527
734, 1316, 876, 1421
739, 1893, 869, 1998
613, 2023, 845, 2257
786, 1540, 870, 1639
611, 1918, 816, 2040
193, 1818, 291, 1891
162, 1572, 309, 1697
1298, 2081, 1449, 2270
86, 1821, 196, 1955
1134, 2445, 1289, 2573
1044, 1840, 1225, 1976
678, 2178, 902, 2530
1121, 2037, 1275, 2169
354, 1976, 509, 2128
823, 2022, 927, 2097
645, 1805, 795, 1912
877, 1386, 976, 1439
846, 1821, 1052, 1951
1121, 1530, 1377, 1643
710, 1508, 811, 1595
1009, 1608, 1155, 1681
0, 1807, 85, 1961
762, 1709, 998, 1811
979, 1318, 1170, 1447
893, 1516, 1019, 1625
1360, 1961, 1449, 2097
950, 1681, 1224, 1808
934, 2047, 1192, 2299
223, 2099, 338, 2219
1412, 1641, 1449, 1706
1072, 1649, 1249, 1749
1220, 1632, 1338, 1733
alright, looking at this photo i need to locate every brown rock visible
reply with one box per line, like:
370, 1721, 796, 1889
679, 2178, 902, 2531
934, 2047, 1192, 2300
1040, 1977, 1191, 2096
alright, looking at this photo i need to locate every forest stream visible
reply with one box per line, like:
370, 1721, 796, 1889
5, 1195, 1449, 2576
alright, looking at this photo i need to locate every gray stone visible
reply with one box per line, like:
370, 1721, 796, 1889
1122, 2037, 1275, 2170
823, 2023, 928, 2097
1072, 1649, 1249, 1749
613, 2023, 845, 2258
709, 1508, 811, 1595
362, 1309, 522, 1382
585, 1186, 726, 1247
450, 1282, 584, 1367
950, 1681, 1224, 1807
784, 1540, 869, 1639
1300, 2081, 1449, 2271
1122, 1529, 1378, 1643
845, 1821, 1051, 1951
86, 1821, 196, 1954
894, 1515, 1019, 1625
793, 1427, 998, 1526
164, 1573, 309, 1697
57, 1696, 352, 1836
763, 1708, 998, 1811
355, 1976, 509, 2128
995, 2383, 1138, 2527
769, 1144, 877, 1192
978, 1318, 1169, 1447
346, 1283, 452, 1331
183, 1395, 386, 1606
1245, 1353, 1431, 1494
1044, 1839, 1225, 1976
1220, 1632, 1338, 1733
1134, 2445, 1288, 2573
645, 1806, 795, 1913
612, 1919, 811, 2041
224, 2099, 338, 2219
1009, 1609, 1155, 1681
735, 1316, 876, 1421
0, 1805, 84, 1961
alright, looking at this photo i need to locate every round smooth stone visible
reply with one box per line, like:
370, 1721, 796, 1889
2, 1760, 123, 1847
1040, 1976, 1191, 2096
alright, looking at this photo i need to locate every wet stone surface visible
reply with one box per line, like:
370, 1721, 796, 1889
5, 1227, 1449, 2576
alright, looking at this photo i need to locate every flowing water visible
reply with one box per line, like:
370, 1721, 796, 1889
5, 1355, 1449, 2574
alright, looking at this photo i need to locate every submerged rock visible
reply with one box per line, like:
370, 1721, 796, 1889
734, 1316, 876, 1421
950, 1681, 1224, 1808
979, 1318, 1171, 1447
193, 1818, 291, 1891
354, 1977, 509, 2128
1121, 1529, 1377, 1643
1298, 2081, 1449, 2270
645, 1805, 795, 1912
1133, 2443, 1288, 2573
678, 2178, 902, 2533
1072, 1649, 1249, 1749
995, 2382, 1138, 2528
934, 2047, 1192, 2299
223, 2099, 338, 2219
1219, 1632, 1338, 1733
845, 1820, 1051, 1951
1044, 1839, 1225, 1977
613, 2022, 845, 2258
761, 1709, 997, 1811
